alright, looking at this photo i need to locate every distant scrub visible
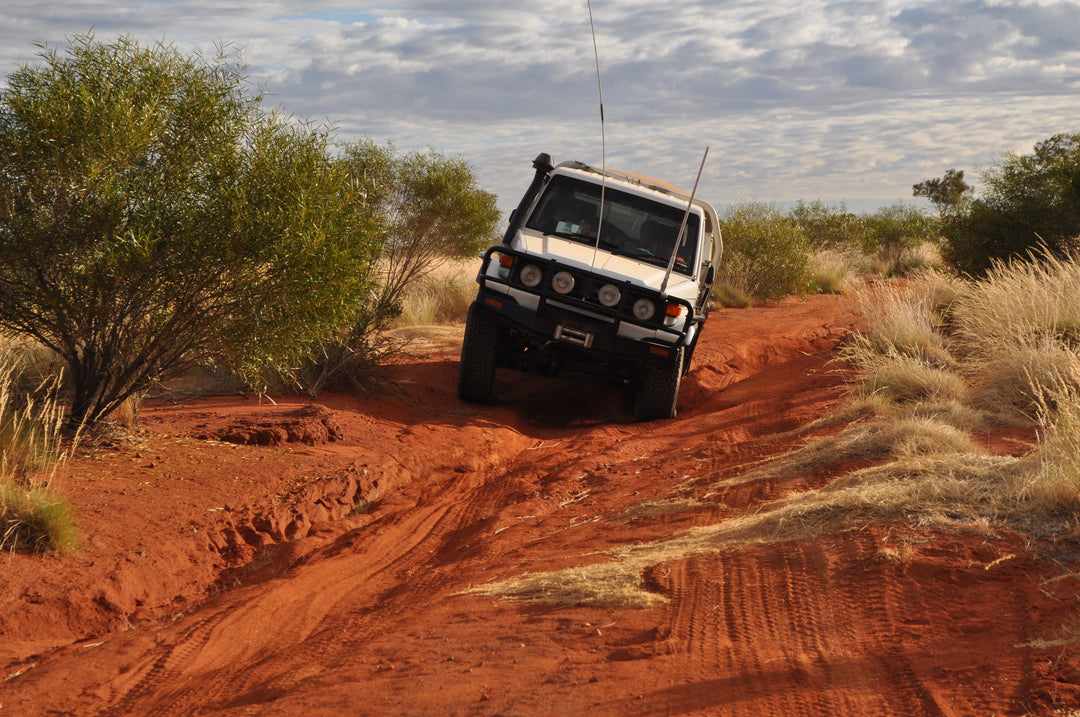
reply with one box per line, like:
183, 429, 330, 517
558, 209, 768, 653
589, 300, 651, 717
714, 200, 942, 306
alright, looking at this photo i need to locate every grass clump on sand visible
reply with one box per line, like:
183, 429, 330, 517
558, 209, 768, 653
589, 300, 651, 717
0, 346, 78, 554
466, 254, 1080, 607
394, 259, 478, 328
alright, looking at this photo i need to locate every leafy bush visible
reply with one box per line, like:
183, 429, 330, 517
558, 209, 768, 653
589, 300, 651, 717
339, 141, 500, 311
913, 169, 973, 220
717, 203, 811, 302
943, 132, 1080, 276
0, 34, 383, 427
291, 143, 499, 394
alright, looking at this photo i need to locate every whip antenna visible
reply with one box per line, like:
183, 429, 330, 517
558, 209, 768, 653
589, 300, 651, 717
587, 0, 607, 264
588, 0, 605, 165
660, 146, 709, 296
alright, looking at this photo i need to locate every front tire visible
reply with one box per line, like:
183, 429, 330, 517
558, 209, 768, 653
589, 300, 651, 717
634, 347, 683, 421
458, 303, 501, 403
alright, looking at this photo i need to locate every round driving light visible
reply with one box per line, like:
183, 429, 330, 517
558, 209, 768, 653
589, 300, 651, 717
552, 270, 575, 294
632, 297, 656, 321
597, 284, 621, 307
519, 264, 543, 288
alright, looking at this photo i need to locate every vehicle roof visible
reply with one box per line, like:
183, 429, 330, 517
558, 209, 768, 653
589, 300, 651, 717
554, 160, 717, 216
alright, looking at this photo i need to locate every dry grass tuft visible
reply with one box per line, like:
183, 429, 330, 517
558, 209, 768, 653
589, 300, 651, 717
712, 411, 980, 491
952, 252, 1080, 357
807, 248, 866, 295
843, 283, 954, 368
1013, 387, 1080, 519
465, 560, 671, 609
852, 351, 967, 405
466, 448, 1020, 607
394, 259, 478, 327
0, 341, 79, 554
711, 282, 754, 309
906, 268, 968, 326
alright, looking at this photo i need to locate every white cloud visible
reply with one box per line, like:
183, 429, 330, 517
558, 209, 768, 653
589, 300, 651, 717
1, 0, 1078, 212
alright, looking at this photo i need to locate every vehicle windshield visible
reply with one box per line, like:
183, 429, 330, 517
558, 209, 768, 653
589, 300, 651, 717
525, 174, 700, 276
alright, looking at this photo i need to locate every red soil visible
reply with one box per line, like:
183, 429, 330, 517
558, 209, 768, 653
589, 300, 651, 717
2, 294, 1080, 716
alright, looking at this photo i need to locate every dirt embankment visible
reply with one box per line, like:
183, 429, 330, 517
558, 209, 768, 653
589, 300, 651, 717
3, 294, 1080, 715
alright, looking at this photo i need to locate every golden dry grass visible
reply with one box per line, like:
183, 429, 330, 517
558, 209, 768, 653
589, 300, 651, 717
465, 451, 1021, 607
0, 338, 79, 554
807, 248, 866, 295
843, 281, 954, 368
394, 258, 479, 327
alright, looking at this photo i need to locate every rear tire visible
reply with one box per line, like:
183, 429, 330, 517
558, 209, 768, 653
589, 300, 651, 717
458, 303, 501, 403
634, 347, 683, 421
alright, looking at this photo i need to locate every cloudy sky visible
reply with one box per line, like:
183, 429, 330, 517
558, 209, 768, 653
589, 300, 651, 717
2, 0, 1078, 214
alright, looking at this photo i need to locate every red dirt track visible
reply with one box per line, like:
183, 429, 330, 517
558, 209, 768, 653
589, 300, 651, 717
3, 294, 1080, 715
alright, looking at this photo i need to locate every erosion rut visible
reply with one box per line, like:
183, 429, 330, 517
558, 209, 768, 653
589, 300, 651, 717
3, 294, 1080, 715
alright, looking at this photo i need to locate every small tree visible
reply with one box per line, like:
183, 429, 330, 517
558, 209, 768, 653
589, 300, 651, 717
913, 169, 972, 219
943, 132, 1080, 275
341, 140, 500, 310
0, 35, 382, 428
292, 141, 500, 394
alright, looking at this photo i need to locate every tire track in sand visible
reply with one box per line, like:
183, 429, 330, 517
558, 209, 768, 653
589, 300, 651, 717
97, 430, 561, 714
629, 532, 959, 716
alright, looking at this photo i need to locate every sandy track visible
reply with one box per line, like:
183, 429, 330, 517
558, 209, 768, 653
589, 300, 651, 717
3, 293, 1080, 715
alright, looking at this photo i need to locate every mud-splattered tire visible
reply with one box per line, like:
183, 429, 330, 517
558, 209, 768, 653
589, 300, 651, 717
634, 347, 683, 421
458, 303, 501, 403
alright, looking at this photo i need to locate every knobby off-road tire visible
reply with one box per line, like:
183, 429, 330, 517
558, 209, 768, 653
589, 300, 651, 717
634, 346, 683, 421
458, 303, 501, 403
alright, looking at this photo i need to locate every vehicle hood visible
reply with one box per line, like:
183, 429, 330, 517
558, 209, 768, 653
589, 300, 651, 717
514, 231, 699, 301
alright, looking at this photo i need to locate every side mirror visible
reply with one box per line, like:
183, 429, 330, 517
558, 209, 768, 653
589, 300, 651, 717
704, 265, 715, 285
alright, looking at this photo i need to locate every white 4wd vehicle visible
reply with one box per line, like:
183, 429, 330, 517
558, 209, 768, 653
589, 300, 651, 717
458, 152, 722, 421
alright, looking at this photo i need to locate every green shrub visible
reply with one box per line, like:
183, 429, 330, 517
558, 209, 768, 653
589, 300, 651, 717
717, 202, 811, 302
788, 200, 872, 252
862, 203, 939, 276
0, 34, 383, 428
